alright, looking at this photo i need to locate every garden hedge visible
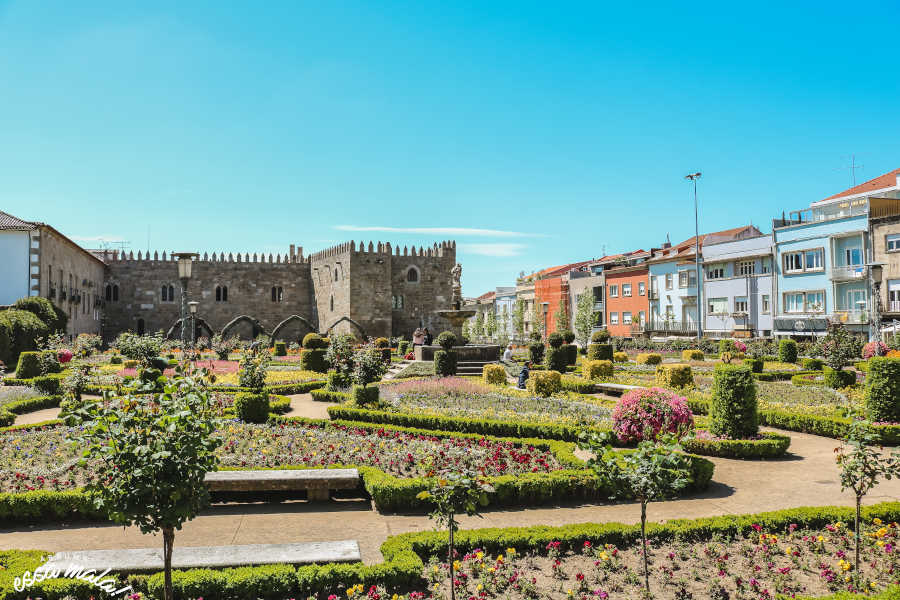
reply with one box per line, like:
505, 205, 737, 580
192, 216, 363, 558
526, 370, 560, 396
8, 502, 900, 599
823, 366, 856, 389
753, 369, 818, 382
586, 343, 612, 361
682, 349, 703, 361
708, 364, 758, 439
582, 359, 613, 379
80, 380, 324, 397
273, 341, 287, 356
0, 395, 61, 427
234, 392, 270, 423
655, 363, 692, 387
433, 349, 457, 376
311, 389, 350, 403
680, 431, 791, 459
866, 357, 900, 422
0, 309, 48, 366
544, 346, 568, 373
801, 357, 824, 371
299, 348, 328, 372
528, 341, 545, 364
636, 352, 662, 365
559, 374, 595, 394
612, 351, 628, 363
743, 357, 763, 373
481, 363, 506, 385
778, 339, 798, 363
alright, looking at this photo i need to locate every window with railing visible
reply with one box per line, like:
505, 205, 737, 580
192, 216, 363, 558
783, 290, 825, 313
783, 248, 824, 273
622, 283, 632, 297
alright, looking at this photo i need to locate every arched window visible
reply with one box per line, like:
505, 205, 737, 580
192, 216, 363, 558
215, 286, 221, 302
271, 286, 277, 302
330, 295, 334, 312
222, 285, 228, 301
136, 318, 145, 335
334, 268, 339, 281
271, 286, 283, 302
406, 267, 419, 283
161, 285, 174, 302
216, 285, 228, 302
105, 284, 112, 302
112, 285, 119, 302
398, 295, 404, 309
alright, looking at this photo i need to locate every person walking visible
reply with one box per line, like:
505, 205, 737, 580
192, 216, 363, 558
412, 328, 425, 347
517, 360, 531, 389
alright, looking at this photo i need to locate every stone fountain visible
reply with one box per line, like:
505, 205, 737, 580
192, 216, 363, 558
433, 262, 476, 335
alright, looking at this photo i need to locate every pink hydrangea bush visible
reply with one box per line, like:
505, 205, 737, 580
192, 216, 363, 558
734, 340, 747, 353
611, 387, 694, 443
863, 341, 889, 359
57, 349, 73, 364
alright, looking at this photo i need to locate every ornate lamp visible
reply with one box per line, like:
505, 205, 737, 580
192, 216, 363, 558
173, 253, 199, 348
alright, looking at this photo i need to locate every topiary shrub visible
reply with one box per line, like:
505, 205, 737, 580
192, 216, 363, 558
31, 374, 62, 395
528, 342, 545, 364
302, 333, 327, 349
123, 359, 138, 369
547, 332, 564, 349
0, 309, 49, 366
15, 351, 42, 379
397, 340, 410, 356
636, 353, 662, 365
110, 355, 123, 365
583, 359, 613, 379
611, 387, 694, 443
564, 343, 577, 365
718, 339, 737, 354
273, 341, 287, 356
562, 330, 575, 344
778, 339, 798, 363
436, 331, 457, 349
682, 349, 704, 361
351, 384, 380, 407
234, 392, 270, 423
591, 330, 611, 343
743, 357, 763, 373
708, 364, 758, 439
300, 349, 328, 372
613, 351, 628, 363
655, 363, 693, 388
13, 296, 67, 332
326, 369, 351, 391
526, 370, 561, 397
823, 366, 856, 389
801, 357, 824, 371
587, 343, 613, 361
434, 350, 457, 376
482, 364, 507, 385
865, 357, 900, 423
545, 346, 568, 373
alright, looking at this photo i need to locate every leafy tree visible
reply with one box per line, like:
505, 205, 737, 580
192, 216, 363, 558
573, 291, 595, 348
553, 300, 569, 335
498, 305, 509, 340
460, 319, 471, 341
531, 301, 545, 341
113, 332, 164, 366
68, 367, 221, 600
238, 346, 270, 391
416, 471, 493, 600
473, 311, 485, 341
325, 334, 355, 377
821, 323, 862, 371
513, 298, 526, 341
835, 413, 900, 582
579, 432, 692, 594
485, 309, 497, 340
352, 340, 389, 385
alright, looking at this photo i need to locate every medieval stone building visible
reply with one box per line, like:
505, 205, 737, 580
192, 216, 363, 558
100, 240, 457, 343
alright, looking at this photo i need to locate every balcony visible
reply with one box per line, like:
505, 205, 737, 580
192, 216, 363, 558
646, 319, 699, 334
830, 310, 869, 325
649, 290, 659, 300
593, 301, 604, 311
888, 301, 900, 313
830, 265, 866, 282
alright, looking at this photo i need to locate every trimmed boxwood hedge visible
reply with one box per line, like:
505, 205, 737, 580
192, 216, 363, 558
311, 388, 350, 403
753, 369, 818, 382
0, 394, 61, 427
680, 431, 791, 459
80, 380, 325, 397
8, 502, 900, 599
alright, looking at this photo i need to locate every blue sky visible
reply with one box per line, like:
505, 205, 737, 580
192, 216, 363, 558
2, 1, 899, 295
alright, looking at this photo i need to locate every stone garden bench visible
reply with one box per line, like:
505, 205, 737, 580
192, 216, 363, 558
204, 468, 360, 501
43, 540, 361, 572
594, 382, 642, 396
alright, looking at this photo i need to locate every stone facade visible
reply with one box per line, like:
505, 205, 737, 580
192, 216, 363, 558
871, 214, 900, 321
99, 240, 457, 343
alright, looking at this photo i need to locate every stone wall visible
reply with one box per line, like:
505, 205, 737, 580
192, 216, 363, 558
37, 226, 106, 337
872, 215, 900, 317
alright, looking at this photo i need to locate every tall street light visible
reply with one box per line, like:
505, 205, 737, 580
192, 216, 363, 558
685, 172, 703, 341
867, 262, 884, 342
174, 252, 199, 349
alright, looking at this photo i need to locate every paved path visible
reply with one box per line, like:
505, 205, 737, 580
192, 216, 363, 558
13, 406, 61, 425
3, 428, 900, 564
281, 393, 336, 419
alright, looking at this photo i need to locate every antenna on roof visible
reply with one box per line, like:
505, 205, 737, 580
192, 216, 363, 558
835, 154, 864, 187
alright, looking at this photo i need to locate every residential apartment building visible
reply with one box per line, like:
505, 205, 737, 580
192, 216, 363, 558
494, 286, 517, 340
515, 279, 536, 340
702, 232, 774, 338
0, 211, 105, 337
648, 226, 762, 336
603, 251, 650, 337
567, 261, 606, 335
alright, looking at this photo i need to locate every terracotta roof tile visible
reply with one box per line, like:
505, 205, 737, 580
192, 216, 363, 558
0, 210, 36, 231
821, 167, 900, 202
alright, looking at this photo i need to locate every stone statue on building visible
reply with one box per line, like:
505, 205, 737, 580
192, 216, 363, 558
451, 263, 463, 309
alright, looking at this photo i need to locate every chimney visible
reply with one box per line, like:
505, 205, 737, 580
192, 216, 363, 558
289, 244, 296, 261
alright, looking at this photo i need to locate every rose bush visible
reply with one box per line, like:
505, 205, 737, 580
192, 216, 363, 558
611, 387, 693, 443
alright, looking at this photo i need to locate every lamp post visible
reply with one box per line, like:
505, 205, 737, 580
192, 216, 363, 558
867, 262, 884, 342
685, 172, 703, 341
188, 301, 199, 351
173, 252, 199, 350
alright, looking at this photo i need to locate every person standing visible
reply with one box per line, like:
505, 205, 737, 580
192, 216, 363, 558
517, 361, 531, 389
413, 328, 425, 347
423, 328, 433, 346
502, 344, 513, 361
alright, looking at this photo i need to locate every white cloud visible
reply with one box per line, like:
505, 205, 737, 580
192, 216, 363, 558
458, 243, 527, 257
335, 225, 541, 238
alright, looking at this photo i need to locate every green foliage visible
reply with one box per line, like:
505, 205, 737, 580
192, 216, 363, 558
559, 375, 595, 393
866, 357, 900, 422
583, 359, 613, 379
324, 334, 354, 377
526, 370, 561, 397
564, 343, 577, 365
682, 349, 704, 361
544, 346, 568, 372
636, 352, 662, 365
708, 364, 758, 439
822, 323, 861, 370
351, 384, 380, 407
434, 350, 457, 376
801, 357, 824, 371
234, 392, 270, 423
613, 351, 628, 363
823, 366, 856, 389
13, 296, 67, 333
311, 388, 350, 403
743, 357, 764, 373
210, 334, 239, 360
273, 341, 287, 356
778, 339, 798, 363
573, 293, 596, 349
352, 341, 389, 385
681, 431, 791, 459
14, 351, 42, 379
528, 341, 545, 364
238, 348, 270, 391
300, 348, 328, 373
587, 343, 613, 361
718, 339, 737, 354
0, 308, 49, 366
655, 364, 693, 388
547, 331, 564, 348
482, 364, 506, 385
397, 340, 410, 356
374, 337, 390, 349
114, 332, 164, 365
512, 298, 526, 340
326, 369, 351, 392
591, 329, 611, 343
31, 373, 62, 396
302, 333, 327, 349
436, 331, 457, 349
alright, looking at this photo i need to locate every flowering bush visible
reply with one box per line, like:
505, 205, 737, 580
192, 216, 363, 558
863, 341, 889, 360
56, 349, 73, 364
611, 387, 693, 443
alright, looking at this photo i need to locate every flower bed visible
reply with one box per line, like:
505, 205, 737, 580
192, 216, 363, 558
7, 503, 900, 599
681, 430, 791, 459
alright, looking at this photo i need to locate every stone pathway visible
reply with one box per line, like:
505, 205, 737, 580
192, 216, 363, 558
13, 407, 61, 426
281, 393, 337, 419
3, 428, 900, 565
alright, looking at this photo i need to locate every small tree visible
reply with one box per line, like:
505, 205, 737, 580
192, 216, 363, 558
68, 367, 221, 600
352, 340, 389, 386
485, 309, 497, 341
325, 334, 355, 378
821, 323, 860, 371
498, 305, 509, 341
473, 311, 485, 342
573, 291, 595, 349
513, 298, 526, 341
579, 433, 692, 595
238, 346, 270, 391
553, 300, 569, 336
531, 301, 545, 341
835, 414, 900, 584
416, 471, 494, 600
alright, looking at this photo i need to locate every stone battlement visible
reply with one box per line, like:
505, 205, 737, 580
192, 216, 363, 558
308, 240, 455, 261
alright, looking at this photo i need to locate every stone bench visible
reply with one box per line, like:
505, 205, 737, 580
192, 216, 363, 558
594, 382, 642, 396
205, 468, 360, 501
43, 540, 361, 573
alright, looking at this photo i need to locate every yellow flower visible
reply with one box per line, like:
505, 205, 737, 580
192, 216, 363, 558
875, 518, 883, 525
784, 546, 792, 555
497, 554, 504, 563
817, 535, 824, 542
452, 560, 461, 572
475, 551, 484, 560
507, 547, 516, 556
488, 566, 496, 573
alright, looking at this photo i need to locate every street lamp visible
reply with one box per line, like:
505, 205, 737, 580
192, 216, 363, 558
868, 262, 884, 342
188, 301, 199, 351
685, 172, 703, 341
173, 252, 199, 349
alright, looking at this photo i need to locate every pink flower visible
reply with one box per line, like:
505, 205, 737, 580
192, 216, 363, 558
611, 388, 694, 443
57, 349, 73, 363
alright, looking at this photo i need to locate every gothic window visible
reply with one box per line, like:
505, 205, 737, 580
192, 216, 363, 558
271, 286, 283, 302
161, 284, 175, 302
216, 285, 228, 302
330, 295, 334, 312
112, 285, 119, 302
406, 266, 419, 283
334, 268, 339, 281
105, 284, 112, 302
136, 318, 145, 335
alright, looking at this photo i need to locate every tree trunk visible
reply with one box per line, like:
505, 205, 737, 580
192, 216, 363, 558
163, 527, 175, 600
641, 499, 650, 594
855, 495, 861, 584
449, 521, 456, 600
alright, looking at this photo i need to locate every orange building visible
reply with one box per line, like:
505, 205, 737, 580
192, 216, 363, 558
603, 251, 650, 337
527, 260, 592, 337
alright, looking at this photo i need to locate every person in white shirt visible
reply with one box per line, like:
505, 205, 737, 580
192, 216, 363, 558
502, 344, 513, 361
